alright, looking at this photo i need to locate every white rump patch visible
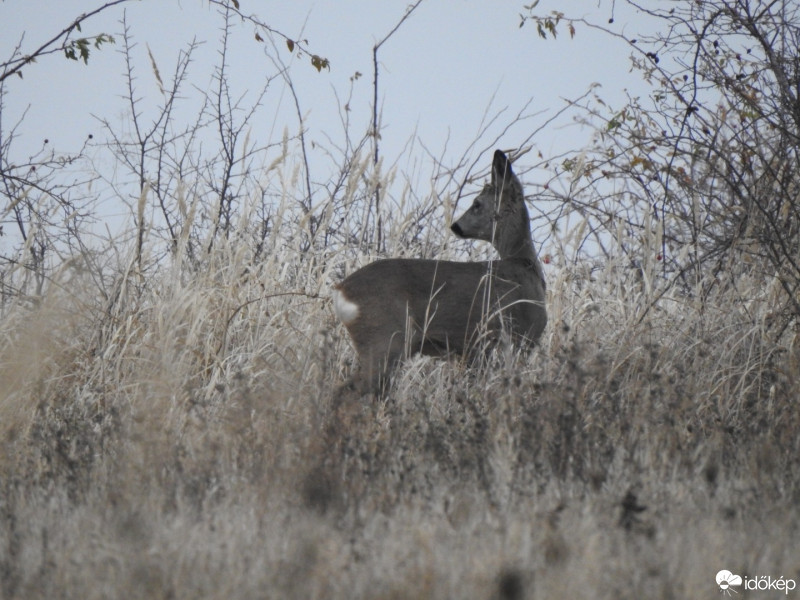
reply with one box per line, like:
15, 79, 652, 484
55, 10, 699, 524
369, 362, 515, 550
332, 287, 359, 325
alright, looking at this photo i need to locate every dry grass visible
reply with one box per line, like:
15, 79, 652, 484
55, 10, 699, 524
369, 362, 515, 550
1, 195, 799, 599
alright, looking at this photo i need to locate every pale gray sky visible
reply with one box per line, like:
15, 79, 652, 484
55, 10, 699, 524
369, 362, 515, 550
2, 1, 655, 242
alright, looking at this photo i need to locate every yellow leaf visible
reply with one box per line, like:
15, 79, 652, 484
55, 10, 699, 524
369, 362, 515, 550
310, 54, 330, 72
630, 156, 653, 170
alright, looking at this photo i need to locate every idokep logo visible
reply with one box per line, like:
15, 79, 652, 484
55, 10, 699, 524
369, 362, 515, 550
716, 570, 742, 595
716, 569, 798, 595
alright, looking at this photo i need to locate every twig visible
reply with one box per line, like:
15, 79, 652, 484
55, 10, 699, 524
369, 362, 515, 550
371, 0, 425, 251
0, 0, 132, 83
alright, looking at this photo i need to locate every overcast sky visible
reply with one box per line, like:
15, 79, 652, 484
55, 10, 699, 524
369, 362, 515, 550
2, 1, 656, 242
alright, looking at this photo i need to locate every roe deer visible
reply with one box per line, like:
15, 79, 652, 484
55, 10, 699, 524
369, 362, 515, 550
332, 150, 546, 396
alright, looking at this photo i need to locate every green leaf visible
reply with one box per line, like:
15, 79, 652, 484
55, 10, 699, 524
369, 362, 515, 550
76, 38, 90, 64
94, 33, 114, 48
63, 34, 114, 65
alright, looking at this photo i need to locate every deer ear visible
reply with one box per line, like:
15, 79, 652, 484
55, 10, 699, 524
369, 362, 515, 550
492, 150, 513, 185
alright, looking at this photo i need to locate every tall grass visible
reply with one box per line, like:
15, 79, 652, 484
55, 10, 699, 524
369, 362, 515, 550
1, 157, 798, 599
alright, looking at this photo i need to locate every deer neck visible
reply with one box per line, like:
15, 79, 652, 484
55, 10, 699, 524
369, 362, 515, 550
493, 214, 537, 262
493, 217, 545, 286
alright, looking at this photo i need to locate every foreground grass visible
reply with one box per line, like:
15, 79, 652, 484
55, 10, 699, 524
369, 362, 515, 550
1, 231, 798, 599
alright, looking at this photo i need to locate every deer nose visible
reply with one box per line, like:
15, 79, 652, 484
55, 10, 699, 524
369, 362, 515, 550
451, 222, 464, 237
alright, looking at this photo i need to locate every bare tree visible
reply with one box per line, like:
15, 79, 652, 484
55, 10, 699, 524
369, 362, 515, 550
0, 3, 126, 305
523, 0, 800, 334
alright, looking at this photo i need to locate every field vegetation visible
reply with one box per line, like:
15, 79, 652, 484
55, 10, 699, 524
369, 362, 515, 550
2, 1, 799, 598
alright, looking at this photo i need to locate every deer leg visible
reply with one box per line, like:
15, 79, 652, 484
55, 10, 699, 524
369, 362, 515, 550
338, 327, 406, 398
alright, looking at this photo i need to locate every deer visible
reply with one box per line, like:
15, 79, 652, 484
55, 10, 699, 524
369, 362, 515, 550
332, 149, 547, 397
